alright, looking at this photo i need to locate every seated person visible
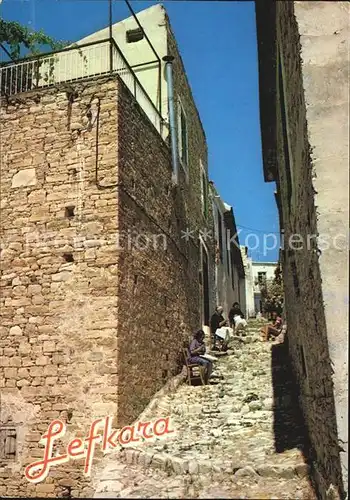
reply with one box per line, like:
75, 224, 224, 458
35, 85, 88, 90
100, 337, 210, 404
228, 302, 245, 326
229, 302, 247, 333
233, 315, 248, 333
260, 312, 283, 341
210, 306, 228, 350
188, 329, 213, 383
275, 321, 287, 344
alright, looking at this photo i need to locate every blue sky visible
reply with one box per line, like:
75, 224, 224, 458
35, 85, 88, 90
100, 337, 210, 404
1, 0, 279, 262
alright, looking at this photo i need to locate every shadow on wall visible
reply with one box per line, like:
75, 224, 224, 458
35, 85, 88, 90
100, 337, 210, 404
271, 340, 315, 491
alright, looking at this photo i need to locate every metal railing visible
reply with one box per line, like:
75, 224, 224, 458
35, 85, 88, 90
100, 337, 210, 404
0, 38, 164, 135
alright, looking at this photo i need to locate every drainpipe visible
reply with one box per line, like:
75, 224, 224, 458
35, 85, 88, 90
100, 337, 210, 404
162, 55, 179, 185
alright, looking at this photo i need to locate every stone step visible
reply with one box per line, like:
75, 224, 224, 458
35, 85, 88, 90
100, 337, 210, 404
94, 465, 316, 499
92, 318, 314, 499
117, 447, 310, 480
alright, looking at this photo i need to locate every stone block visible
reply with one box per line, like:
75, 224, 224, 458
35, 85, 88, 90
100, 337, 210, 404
43, 341, 56, 353
276, 465, 297, 479
51, 272, 71, 282
170, 456, 189, 474
249, 400, 263, 411
256, 464, 281, 478
0, 358, 10, 367
35, 483, 55, 494
3, 348, 16, 356
197, 460, 211, 474
9, 326, 22, 336
295, 463, 310, 478
27, 190, 47, 204
263, 397, 274, 410
35, 356, 49, 366
18, 368, 30, 378
150, 453, 170, 471
27, 284, 42, 295
234, 466, 259, 478
4, 368, 17, 378
140, 451, 154, 467
12, 168, 36, 188
97, 479, 124, 493
45, 376, 58, 386
188, 459, 199, 474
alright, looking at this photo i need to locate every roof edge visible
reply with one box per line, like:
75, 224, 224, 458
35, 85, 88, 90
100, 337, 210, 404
255, 0, 277, 183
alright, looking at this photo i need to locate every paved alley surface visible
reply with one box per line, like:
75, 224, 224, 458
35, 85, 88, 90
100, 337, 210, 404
93, 321, 316, 499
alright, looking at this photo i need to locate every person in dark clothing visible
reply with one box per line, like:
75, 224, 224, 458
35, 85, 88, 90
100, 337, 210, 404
228, 302, 245, 328
210, 306, 227, 350
188, 329, 213, 383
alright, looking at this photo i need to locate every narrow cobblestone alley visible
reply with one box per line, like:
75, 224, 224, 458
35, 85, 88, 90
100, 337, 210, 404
93, 321, 316, 499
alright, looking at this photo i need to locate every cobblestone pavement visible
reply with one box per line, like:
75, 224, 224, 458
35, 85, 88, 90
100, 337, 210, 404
93, 322, 316, 499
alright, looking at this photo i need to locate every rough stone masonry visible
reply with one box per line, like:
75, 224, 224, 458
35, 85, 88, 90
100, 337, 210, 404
92, 321, 316, 499
0, 74, 206, 497
255, 2, 349, 499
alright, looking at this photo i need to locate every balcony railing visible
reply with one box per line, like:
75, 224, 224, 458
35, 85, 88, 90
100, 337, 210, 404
0, 38, 164, 135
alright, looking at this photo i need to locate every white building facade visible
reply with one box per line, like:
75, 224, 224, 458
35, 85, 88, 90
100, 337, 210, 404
252, 261, 277, 314
241, 253, 277, 317
210, 184, 245, 320
240, 246, 255, 318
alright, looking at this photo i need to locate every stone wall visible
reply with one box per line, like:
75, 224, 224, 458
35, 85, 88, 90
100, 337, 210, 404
0, 78, 120, 497
115, 80, 202, 426
0, 67, 210, 495
113, 13, 214, 425
294, 4, 349, 497
275, 2, 348, 498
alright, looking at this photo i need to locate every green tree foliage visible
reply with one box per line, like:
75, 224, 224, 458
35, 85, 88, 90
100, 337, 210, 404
260, 263, 284, 316
0, 18, 67, 60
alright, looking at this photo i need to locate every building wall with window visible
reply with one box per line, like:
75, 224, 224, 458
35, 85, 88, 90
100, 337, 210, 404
68, 4, 167, 130
251, 262, 277, 315
0, 6, 214, 496
241, 258, 277, 317
252, 262, 276, 285
65, 1, 214, 392
256, 2, 348, 498
77, 3, 216, 331
209, 186, 244, 321
64, 4, 213, 280
0, 73, 207, 498
165, 11, 216, 330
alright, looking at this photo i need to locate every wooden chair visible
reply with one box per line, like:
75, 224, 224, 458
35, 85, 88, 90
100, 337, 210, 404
182, 347, 206, 386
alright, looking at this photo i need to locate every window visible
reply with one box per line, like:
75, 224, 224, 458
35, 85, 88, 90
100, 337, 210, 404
126, 28, 144, 43
63, 253, 74, 263
65, 206, 75, 218
178, 99, 189, 173
217, 209, 223, 263
257, 272, 266, 285
200, 160, 208, 218
0, 426, 16, 462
